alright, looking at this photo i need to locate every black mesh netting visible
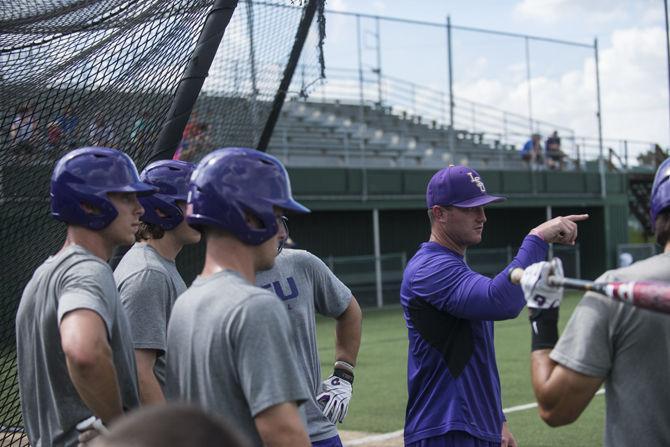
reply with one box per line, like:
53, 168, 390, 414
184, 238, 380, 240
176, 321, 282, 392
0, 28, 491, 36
0, 1, 324, 444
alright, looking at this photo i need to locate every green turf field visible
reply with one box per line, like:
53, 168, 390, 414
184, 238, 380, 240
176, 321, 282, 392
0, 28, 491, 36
316, 292, 605, 445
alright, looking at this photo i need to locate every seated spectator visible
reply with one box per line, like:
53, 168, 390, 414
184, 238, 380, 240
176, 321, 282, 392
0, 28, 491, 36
89, 115, 116, 147
90, 404, 250, 447
173, 113, 201, 161
130, 111, 150, 147
521, 133, 543, 169
10, 104, 36, 152
46, 121, 63, 152
56, 106, 79, 149
545, 130, 566, 170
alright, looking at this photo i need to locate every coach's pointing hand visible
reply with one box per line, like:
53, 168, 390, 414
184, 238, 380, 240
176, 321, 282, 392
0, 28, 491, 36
530, 214, 589, 245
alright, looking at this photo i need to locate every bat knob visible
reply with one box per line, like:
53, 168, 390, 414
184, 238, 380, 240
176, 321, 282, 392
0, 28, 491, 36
509, 267, 524, 285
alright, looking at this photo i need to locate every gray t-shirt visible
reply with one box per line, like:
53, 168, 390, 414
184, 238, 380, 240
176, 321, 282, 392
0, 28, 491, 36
256, 249, 352, 442
165, 270, 310, 447
114, 243, 187, 387
16, 245, 140, 447
551, 252, 670, 447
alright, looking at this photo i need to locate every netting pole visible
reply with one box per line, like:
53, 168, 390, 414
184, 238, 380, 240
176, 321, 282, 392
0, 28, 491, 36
665, 0, 670, 147
256, 0, 321, 152
148, 0, 238, 163
446, 15, 455, 159
245, 0, 260, 144
372, 208, 383, 308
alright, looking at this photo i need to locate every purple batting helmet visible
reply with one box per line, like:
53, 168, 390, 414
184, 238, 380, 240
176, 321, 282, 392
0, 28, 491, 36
187, 147, 310, 245
51, 147, 157, 230
139, 160, 195, 230
651, 157, 670, 229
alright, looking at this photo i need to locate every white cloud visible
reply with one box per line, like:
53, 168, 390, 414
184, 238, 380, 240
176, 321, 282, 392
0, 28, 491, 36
328, 0, 350, 11
513, 0, 629, 24
454, 26, 669, 157
371, 1, 387, 13
640, 3, 664, 25
321, 0, 353, 43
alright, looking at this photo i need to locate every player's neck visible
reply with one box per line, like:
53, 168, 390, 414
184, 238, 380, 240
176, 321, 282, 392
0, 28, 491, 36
145, 234, 182, 261
60, 226, 114, 261
665, 242, 670, 253
201, 237, 256, 284
429, 227, 466, 256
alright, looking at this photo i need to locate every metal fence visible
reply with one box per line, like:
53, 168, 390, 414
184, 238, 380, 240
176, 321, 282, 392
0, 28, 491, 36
324, 252, 407, 308
616, 243, 659, 266
327, 245, 581, 308
285, 63, 660, 171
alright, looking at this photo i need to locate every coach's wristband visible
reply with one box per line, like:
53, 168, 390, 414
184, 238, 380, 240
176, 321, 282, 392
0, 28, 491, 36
528, 307, 559, 351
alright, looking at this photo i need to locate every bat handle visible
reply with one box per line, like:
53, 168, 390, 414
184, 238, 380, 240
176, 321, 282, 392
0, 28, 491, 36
509, 267, 562, 288
510, 267, 524, 284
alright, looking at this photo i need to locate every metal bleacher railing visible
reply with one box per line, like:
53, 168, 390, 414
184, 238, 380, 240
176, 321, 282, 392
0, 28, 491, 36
272, 64, 659, 171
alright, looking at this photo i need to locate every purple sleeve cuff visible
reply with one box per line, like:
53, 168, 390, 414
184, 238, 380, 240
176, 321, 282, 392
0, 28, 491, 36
485, 235, 549, 319
511, 234, 548, 270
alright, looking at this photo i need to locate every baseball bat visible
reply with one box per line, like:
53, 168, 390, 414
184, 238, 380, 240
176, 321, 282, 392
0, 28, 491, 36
509, 268, 670, 315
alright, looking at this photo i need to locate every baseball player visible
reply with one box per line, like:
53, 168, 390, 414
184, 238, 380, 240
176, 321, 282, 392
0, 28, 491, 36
114, 160, 201, 405
401, 165, 587, 447
256, 243, 362, 447
165, 147, 312, 447
15, 147, 156, 446
521, 158, 670, 446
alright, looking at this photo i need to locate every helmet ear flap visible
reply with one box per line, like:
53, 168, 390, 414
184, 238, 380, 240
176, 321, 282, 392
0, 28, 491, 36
50, 147, 155, 229
238, 201, 279, 245
138, 160, 195, 230
51, 183, 118, 229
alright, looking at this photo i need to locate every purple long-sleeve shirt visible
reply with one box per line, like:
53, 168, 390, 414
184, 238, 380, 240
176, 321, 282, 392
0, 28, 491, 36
401, 234, 547, 445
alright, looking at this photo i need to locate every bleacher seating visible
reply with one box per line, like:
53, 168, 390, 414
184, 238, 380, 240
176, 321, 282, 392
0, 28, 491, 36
267, 100, 527, 169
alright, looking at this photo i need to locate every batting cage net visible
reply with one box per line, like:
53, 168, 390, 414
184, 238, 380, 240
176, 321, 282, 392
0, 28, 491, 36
0, 0, 325, 443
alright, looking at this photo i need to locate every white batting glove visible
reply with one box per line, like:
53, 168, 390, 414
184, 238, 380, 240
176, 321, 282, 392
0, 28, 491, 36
521, 258, 565, 309
76, 415, 109, 446
317, 375, 352, 424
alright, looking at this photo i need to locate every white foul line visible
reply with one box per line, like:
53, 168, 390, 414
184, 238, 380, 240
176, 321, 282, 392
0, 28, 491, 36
344, 429, 404, 446
344, 389, 605, 446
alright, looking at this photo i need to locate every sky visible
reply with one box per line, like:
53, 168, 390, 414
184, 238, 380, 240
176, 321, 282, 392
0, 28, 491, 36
313, 0, 669, 157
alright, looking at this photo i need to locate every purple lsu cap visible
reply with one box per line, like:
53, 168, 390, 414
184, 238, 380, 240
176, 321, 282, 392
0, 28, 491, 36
426, 165, 506, 208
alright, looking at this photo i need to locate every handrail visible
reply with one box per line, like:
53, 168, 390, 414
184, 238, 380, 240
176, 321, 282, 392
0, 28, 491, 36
269, 61, 664, 169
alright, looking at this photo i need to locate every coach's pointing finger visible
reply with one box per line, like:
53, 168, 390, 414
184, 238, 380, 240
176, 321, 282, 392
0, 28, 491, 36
565, 214, 590, 222
529, 214, 589, 245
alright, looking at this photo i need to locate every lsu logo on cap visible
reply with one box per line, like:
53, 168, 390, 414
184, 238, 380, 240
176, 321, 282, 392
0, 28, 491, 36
466, 172, 486, 192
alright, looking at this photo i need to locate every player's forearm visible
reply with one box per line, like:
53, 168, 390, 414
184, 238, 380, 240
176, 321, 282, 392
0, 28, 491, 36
66, 344, 124, 423
135, 349, 166, 405
335, 298, 362, 365
262, 424, 310, 447
137, 368, 166, 405
530, 349, 560, 414
463, 236, 548, 320
255, 403, 310, 447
